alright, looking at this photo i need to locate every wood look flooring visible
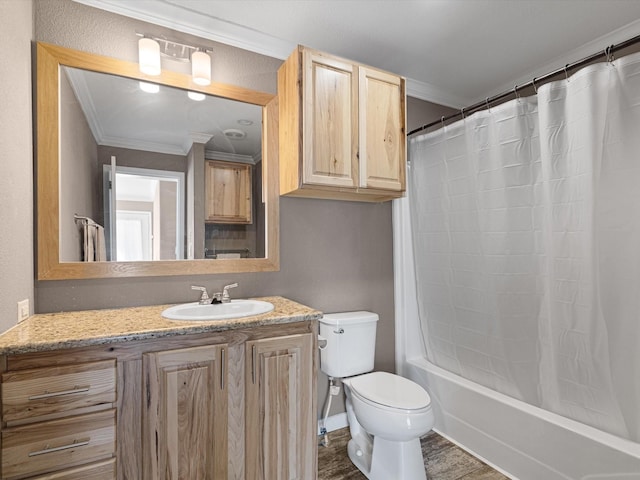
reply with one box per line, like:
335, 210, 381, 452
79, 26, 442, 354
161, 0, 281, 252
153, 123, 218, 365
317, 428, 509, 480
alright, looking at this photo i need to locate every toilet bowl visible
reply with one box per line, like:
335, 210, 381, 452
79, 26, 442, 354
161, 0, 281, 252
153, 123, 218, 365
343, 371, 434, 480
319, 312, 435, 480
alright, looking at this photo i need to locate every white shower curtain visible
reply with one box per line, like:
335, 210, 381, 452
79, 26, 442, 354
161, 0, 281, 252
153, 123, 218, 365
408, 52, 640, 442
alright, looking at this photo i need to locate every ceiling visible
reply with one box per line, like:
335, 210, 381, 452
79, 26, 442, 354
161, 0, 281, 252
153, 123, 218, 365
75, 0, 640, 108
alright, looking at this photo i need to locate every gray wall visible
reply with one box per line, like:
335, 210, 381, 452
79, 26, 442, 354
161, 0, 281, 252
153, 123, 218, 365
0, 0, 34, 331
59, 68, 98, 262
29, 0, 456, 419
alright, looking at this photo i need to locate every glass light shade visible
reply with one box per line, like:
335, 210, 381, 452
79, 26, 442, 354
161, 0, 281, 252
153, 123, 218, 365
191, 50, 211, 86
187, 91, 206, 101
138, 37, 161, 76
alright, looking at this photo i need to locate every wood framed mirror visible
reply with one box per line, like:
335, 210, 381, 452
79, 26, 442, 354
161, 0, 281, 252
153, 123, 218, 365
36, 42, 279, 280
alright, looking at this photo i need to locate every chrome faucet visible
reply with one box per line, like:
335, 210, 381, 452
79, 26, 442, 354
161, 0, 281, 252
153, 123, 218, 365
220, 283, 238, 303
191, 285, 211, 305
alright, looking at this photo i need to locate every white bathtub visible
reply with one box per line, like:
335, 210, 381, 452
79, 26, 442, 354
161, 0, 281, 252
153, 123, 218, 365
392, 197, 640, 480
405, 356, 640, 480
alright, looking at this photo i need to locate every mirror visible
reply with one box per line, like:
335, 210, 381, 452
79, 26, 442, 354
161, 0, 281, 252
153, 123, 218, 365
37, 42, 279, 280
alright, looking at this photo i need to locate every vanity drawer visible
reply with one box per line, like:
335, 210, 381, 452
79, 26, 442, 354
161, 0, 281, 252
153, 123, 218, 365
28, 458, 115, 479
1, 409, 116, 479
2, 360, 116, 424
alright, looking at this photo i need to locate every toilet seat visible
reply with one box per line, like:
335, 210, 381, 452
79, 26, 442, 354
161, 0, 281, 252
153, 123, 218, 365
347, 371, 431, 411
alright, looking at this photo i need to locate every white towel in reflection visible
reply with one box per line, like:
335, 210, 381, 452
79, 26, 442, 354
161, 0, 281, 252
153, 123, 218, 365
82, 221, 107, 262
93, 224, 107, 261
216, 253, 241, 259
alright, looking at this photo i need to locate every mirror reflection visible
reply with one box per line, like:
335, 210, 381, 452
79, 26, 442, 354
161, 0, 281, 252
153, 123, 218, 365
59, 66, 265, 263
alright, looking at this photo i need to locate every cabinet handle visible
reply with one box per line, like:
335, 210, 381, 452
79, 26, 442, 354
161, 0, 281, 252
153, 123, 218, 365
251, 345, 257, 384
28, 386, 90, 400
220, 348, 226, 390
29, 438, 90, 457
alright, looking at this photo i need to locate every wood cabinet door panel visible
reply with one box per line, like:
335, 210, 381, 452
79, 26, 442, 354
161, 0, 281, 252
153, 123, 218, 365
304, 51, 358, 188
205, 161, 252, 224
359, 66, 405, 191
246, 333, 315, 480
143, 344, 228, 480
2, 360, 116, 424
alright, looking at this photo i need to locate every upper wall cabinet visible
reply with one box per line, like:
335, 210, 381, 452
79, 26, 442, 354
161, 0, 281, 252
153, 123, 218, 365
278, 46, 406, 202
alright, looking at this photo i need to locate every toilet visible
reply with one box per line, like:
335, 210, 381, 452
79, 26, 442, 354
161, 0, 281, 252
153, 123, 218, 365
319, 311, 434, 480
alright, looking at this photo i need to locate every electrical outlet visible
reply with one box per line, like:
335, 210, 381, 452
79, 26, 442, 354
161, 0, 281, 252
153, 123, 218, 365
17, 299, 30, 323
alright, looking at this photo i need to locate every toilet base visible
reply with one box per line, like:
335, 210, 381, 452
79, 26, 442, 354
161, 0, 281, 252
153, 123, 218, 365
348, 435, 427, 480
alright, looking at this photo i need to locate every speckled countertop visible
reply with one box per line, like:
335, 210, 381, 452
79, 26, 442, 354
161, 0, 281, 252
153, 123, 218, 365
0, 296, 322, 355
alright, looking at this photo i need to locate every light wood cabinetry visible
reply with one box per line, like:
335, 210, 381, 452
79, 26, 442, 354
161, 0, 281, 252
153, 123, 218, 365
143, 344, 228, 480
246, 333, 316, 480
0, 321, 317, 480
278, 45, 406, 202
205, 160, 253, 224
1, 361, 117, 479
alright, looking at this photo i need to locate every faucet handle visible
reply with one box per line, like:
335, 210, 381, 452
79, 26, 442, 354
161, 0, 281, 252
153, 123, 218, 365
191, 285, 210, 304
222, 283, 238, 302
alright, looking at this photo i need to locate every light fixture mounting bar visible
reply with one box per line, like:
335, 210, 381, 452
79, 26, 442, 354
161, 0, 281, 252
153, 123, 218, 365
135, 33, 211, 62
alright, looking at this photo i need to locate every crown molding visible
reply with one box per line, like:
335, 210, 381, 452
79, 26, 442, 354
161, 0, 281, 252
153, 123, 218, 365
73, 0, 472, 108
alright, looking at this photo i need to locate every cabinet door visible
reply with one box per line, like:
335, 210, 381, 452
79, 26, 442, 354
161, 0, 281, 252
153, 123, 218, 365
303, 50, 358, 188
246, 333, 316, 480
143, 344, 228, 480
205, 161, 252, 224
358, 66, 406, 191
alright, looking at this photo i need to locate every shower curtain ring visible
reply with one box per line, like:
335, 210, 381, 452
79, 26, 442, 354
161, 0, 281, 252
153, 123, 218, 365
605, 45, 615, 63
485, 97, 491, 111
441, 116, 446, 128
564, 64, 570, 82
532, 77, 538, 94
513, 85, 520, 100
461, 107, 465, 119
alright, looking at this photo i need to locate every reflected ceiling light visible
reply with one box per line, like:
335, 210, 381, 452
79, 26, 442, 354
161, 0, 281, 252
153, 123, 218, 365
187, 91, 206, 101
139, 81, 160, 93
191, 50, 211, 86
138, 37, 161, 76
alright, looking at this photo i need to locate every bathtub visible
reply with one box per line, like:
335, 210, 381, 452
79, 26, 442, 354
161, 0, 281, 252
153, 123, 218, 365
404, 356, 640, 480
392, 197, 640, 480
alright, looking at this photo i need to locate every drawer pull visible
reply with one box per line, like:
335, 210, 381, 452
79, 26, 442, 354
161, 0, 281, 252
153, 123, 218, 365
28, 386, 91, 400
28, 438, 90, 457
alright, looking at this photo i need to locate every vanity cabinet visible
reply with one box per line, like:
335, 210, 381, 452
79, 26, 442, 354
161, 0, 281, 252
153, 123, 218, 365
245, 333, 316, 480
0, 320, 316, 480
0, 361, 117, 479
142, 344, 228, 480
278, 45, 406, 202
205, 160, 253, 224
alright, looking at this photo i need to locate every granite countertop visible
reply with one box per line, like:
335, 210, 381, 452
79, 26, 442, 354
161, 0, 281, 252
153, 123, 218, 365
0, 296, 322, 355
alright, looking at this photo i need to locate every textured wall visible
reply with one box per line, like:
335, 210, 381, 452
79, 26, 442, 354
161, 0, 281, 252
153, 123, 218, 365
31, 0, 456, 419
0, 0, 34, 331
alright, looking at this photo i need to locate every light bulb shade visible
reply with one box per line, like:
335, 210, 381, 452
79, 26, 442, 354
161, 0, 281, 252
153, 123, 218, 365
191, 50, 211, 86
138, 37, 161, 76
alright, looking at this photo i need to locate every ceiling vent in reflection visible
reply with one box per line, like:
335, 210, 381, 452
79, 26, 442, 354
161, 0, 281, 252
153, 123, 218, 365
224, 129, 247, 140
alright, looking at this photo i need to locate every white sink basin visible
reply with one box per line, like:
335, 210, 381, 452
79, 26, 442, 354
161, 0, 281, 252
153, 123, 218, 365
162, 299, 274, 321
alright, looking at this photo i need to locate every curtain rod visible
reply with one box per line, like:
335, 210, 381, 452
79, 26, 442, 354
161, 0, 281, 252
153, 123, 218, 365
408, 33, 640, 136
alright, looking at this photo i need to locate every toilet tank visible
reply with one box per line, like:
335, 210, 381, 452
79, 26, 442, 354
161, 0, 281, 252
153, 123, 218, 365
319, 311, 378, 378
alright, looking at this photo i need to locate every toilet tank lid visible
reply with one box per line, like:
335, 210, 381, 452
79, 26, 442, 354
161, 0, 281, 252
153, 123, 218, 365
320, 311, 379, 326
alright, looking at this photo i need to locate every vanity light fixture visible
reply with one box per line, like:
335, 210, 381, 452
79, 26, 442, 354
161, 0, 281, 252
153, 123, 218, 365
138, 37, 161, 76
191, 49, 212, 86
137, 33, 212, 86
187, 91, 206, 101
